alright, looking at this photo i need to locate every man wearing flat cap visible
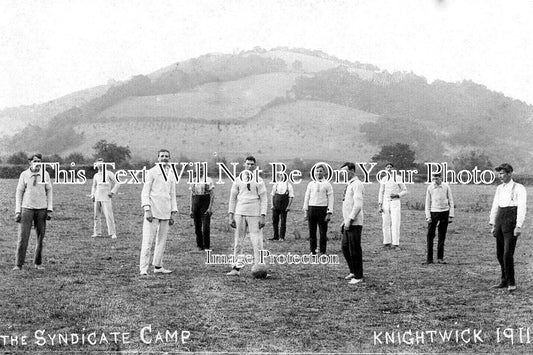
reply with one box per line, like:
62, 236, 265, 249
489, 163, 527, 292
13, 153, 53, 271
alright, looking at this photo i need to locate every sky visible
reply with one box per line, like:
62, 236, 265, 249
1, 0, 532, 109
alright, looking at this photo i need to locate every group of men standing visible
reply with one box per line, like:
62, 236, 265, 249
11, 151, 528, 291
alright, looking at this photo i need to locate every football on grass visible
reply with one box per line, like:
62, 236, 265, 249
251, 263, 268, 279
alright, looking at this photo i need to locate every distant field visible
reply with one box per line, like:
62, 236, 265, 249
1, 179, 532, 353
71, 100, 379, 161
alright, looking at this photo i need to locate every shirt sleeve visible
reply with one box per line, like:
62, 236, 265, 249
288, 183, 295, 198
447, 185, 454, 218
516, 184, 527, 228
141, 169, 154, 210
258, 181, 268, 216
228, 181, 239, 214
170, 179, 178, 213
109, 171, 120, 194
378, 183, 384, 204
398, 183, 408, 197
91, 174, 97, 198
425, 186, 431, 219
15, 173, 26, 213
489, 186, 500, 225
349, 182, 363, 220
45, 172, 53, 211
326, 182, 334, 214
303, 183, 311, 211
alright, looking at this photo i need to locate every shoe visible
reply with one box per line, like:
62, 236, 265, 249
34, 265, 45, 270
344, 273, 354, 280
268, 237, 279, 241
91, 234, 101, 238
111, 234, 117, 239
12, 266, 21, 271
508, 285, 517, 292
422, 261, 433, 265
153, 267, 172, 274
392, 245, 401, 250
226, 268, 240, 276
349, 278, 363, 285
140, 271, 148, 276
490, 283, 507, 289
437, 259, 447, 264
383, 244, 391, 249
280, 238, 285, 241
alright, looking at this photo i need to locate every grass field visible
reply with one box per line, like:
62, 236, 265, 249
1, 178, 532, 353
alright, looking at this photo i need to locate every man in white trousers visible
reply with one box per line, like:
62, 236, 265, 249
378, 163, 407, 250
139, 149, 178, 276
91, 158, 120, 238
227, 156, 268, 276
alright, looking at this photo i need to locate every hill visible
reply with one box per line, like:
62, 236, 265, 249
0, 83, 115, 136
2, 47, 532, 169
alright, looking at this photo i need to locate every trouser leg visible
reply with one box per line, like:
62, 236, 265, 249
247, 216, 264, 265
93, 201, 102, 236
101, 201, 116, 235
152, 219, 170, 268
233, 214, 247, 268
436, 211, 449, 260
202, 212, 211, 250
427, 213, 438, 262
140, 218, 158, 273
15, 208, 34, 267
382, 200, 392, 245
279, 210, 288, 239
272, 208, 280, 239
390, 199, 401, 246
33, 209, 47, 266
308, 208, 319, 254
348, 225, 363, 279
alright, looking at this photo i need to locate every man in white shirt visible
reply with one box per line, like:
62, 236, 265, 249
378, 163, 407, 249
189, 164, 215, 251
91, 158, 120, 238
13, 153, 53, 271
139, 149, 178, 276
424, 172, 454, 264
269, 175, 294, 241
303, 164, 334, 255
227, 156, 268, 276
340, 162, 364, 285
489, 163, 527, 292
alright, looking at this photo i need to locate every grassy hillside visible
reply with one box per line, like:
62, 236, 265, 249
96, 73, 302, 121
68, 100, 379, 161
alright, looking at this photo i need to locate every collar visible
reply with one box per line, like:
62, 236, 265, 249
347, 176, 359, 185
502, 179, 514, 187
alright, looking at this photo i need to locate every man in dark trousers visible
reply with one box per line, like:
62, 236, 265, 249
13, 153, 53, 271
339, 162, 364, 285
303, 164, 334, 255
423, 172, 454, 264
189, 164, 215, 251
489, 163, 527, 292
269, 175, 294, 241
